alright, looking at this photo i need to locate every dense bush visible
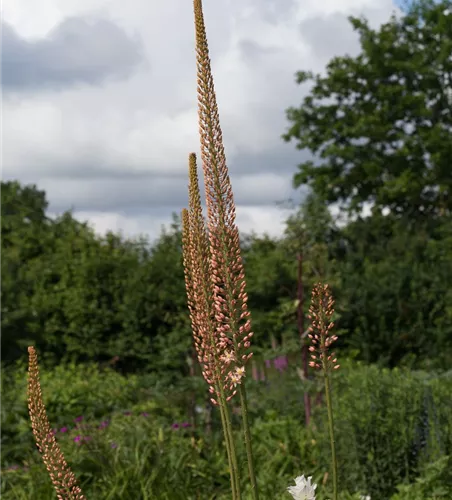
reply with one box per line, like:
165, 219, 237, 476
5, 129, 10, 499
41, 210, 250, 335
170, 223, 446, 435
2, 359, 451, 499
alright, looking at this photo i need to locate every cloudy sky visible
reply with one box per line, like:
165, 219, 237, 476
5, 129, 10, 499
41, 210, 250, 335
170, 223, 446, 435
3, 0, 405, 243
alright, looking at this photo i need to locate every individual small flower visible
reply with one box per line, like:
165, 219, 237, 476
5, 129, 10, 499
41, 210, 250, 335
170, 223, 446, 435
287, 475, 317, 500
181, 422, 192, 428
221, 350, 236, 365
141, 412, 149, 417
74, 435, 82, 443
74, 416, 84, 423
110, 442, 118, 449
171, 423, 179, 429
229, 366, 246, 387
60, 427, 68, 433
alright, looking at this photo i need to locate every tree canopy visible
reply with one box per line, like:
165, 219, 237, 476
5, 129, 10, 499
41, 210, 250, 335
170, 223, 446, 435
3, 180, 452, 371
283, 0, 452, 218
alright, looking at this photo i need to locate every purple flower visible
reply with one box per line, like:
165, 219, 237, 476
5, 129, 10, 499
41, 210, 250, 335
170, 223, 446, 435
74, 416, 84, 423
181, 422, 192, 428
111, 442, 118, 449
141, 412, 149, 417
98, 420, 110, 429
171, 423, 179, 429
274, 355, 288, 372
60, 427, 68, 433
74, 435, 82, 443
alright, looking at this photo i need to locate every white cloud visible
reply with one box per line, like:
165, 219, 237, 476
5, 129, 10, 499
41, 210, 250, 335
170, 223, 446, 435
3, 0, 401, 242
67, 204, 293, 245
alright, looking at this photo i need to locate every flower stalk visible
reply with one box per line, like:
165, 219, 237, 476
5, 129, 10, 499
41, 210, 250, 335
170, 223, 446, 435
27, 346, 86, 500
307, 283, 340, 500
180, 0, 259, 498
181, 158, 240, 499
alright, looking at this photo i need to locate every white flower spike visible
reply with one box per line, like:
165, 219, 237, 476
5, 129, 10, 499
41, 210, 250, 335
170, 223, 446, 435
287, 475, 317, 500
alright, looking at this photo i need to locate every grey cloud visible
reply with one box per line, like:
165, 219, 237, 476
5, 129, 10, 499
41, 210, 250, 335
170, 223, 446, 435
55, 173, 289, 211
259, 0, 298, 24
238, 39, 282, 65
299, 14, 362, 60
298, 7, 396, 61
8, 161, 301, 215
2, 17, 145, 91
228, 144, 311, 177
3, 137, 309, 181
235, 0, 297, 25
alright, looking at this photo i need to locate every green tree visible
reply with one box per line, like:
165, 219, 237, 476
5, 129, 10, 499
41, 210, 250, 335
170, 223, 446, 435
1, 181, 192, 374
283, 0, 452, 218
283, 192, 339, 281
241, 233, 296, 350
334, 212, 452, 368
1, 182, 54, 362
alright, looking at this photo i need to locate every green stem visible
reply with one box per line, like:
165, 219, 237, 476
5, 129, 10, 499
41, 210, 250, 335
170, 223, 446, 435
323, 369, 338, 500
238, 381, 259, 500
223, 400, 241, 500
218, 398, 239, 500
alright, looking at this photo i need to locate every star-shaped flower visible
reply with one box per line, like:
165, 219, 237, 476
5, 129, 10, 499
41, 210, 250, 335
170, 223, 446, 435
287, 475, 317, 500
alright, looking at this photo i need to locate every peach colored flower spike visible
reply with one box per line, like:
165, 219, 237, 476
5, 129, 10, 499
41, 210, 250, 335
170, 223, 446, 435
27, 346, 86, 500
307, 283, 340, 371
181, 0, 255, 403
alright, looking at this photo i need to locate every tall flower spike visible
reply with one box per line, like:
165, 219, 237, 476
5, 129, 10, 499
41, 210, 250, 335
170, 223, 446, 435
191, 3, 258, 498
182, 154, 235, 402
193, 0, 253, 396
307, 283, 340, 371
27, 346, 86, 500
183, 155, 242, 499
307, 283, 340, 499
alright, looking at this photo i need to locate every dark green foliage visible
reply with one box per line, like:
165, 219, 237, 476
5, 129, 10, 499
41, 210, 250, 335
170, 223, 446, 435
2, 361, 451, 499
1, 182, 190, 374
283, 0, 452, 218
242, 196, 452, 369
3, 179, 452, 373
333, 212, 452, 367
323, 364, 452, 498
391, 455, 452, 499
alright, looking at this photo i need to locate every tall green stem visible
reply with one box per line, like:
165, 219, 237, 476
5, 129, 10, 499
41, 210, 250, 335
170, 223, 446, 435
323, 370, 338, 500
238, 382, 259, 500
218, 399, 240, 500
